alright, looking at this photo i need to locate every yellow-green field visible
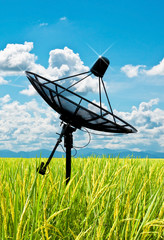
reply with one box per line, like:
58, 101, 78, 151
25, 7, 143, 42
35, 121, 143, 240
0, 157, 164, 240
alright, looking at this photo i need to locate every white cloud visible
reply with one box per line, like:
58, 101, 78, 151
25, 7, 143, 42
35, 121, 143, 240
0, 96, 60, 151
74, 75, 99, 94
121, 64, 145, 78
60, 17, 67, 21
0, 42, 36, 76
0, 96, 163, 152
0, 43, 89, 80
20, 85, 37, 96
121, 58, 164, 78
0, 42, 105, 96
138, 98, 159, 112
48, 47, 88, 75
0, 76, 8, 85
21, 46, 93, 96
88, 100, 108, 114
39, 23, 48, 27
112, 98, 164, 151
54, 95, 164, 152
0, 94, 11, 104
76, 98, 164, 152
143, 58, 164, 76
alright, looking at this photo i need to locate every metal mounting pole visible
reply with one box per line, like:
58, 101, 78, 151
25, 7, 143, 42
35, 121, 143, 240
64, 125, 76, 185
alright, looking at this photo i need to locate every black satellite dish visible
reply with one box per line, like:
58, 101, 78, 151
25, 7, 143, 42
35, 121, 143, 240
26, 56, 137, 184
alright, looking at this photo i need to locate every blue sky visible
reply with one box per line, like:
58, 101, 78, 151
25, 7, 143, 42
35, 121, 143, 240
0, 0, 164, 152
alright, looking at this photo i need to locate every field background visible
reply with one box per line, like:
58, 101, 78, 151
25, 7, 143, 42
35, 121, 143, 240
0, 157, 164, 240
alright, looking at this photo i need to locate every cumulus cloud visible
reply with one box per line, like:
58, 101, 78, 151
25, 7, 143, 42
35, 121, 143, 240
0, 94, 93, 152
0, 76, 8, 85
48, 47, 89, 77
137, 98, 159, 112
22, 46, 95, 96
121, 58, 164, 78
88, 100, 108, 114
0, 42, 36, 76
112, 98, 164, 151
143, 58, 164, 76
121, 64, 145, 78
20, 85, 37, 96
74, 76, 99, 94
78, 98, 164, 152
0, 95, 163, 152
114, 98, 161, 128
0, 94, 11, 104
0, 42, 88, 78
0, 95, 60, 151
0, 42, 96, 95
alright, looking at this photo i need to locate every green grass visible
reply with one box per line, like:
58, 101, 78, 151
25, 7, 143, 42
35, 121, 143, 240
0, 156, 164, 240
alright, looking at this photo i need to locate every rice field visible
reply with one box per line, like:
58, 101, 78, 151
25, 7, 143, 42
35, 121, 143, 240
0, 156, 163, 240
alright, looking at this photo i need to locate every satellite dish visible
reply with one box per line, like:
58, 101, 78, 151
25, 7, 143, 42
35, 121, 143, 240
26, 56, 137, 184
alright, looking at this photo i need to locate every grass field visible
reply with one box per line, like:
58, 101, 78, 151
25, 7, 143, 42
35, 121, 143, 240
0, 156, 164, 240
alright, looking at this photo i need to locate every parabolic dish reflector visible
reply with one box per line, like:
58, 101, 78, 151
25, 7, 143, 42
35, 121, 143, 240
26, 71, 137, 134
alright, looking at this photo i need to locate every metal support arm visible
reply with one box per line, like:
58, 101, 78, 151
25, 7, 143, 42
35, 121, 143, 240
37, 123, 69, 175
